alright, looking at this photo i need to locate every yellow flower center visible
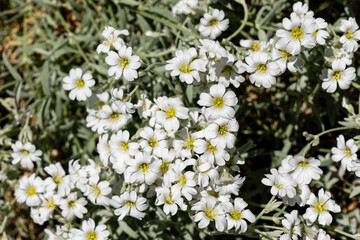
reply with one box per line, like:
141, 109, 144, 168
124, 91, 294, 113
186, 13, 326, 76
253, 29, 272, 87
97, 101, 106, 109
121, 142, 129, 152
179, 63, 192, 73
212, 97, 225, 109
68, 200, 76, 207
164, 193, 176, 205
345, 147, 352, 157
26, 186, 36, 196
76, 79, 85, 88
312, 30, 318, 35
230, 210, 242, 220
177, 174, 187, 187
209, 18, 219, 27
221, 65, 235, 75
53, 174, 63, 184
160, 161, 170, 175
183, 137, 195, 150
206, 142, 217, 153
204, 206, 218, 220
218, 125, 229, 136
126, 201, 136, 207
274, 182, 283, 189
281, 50, 292, 60
290, 27, 304, 40
46, 199, 55, 209
92, 186, 101, 198
332, 71, 342, 80
250, 42, 261, 51
138, 163, 150, 173
345, 30, 354, 40
256, 64, 267, 73
120, 57, 130, 68
166, 107, 176, 118
109, 112, 120, 120
87, 232, 97, 240
298, 161, 309, 168
21, 150, 30, 155
148, 138, 158, 148
314, 201, 326, 213
106, 144, 111, 154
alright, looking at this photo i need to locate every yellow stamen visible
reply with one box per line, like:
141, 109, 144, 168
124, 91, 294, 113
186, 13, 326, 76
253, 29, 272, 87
76, 79, 85, 88
212, 97, 225, 109
290, 27, 304, 40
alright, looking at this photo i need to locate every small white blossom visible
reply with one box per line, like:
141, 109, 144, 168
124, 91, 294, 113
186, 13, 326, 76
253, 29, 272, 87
105, 45, 141, 81
111, 191, 148, 220
73, 218, 110, 240
63, 68, 95, 101
96, 26, 129, 54
331, 134, 358, 171
11, 141, 42, 169
15, 174, 44, 207
199, 9, 229, 39
321, 60, 356, 93
223, 198, 255, 232
261, 168, 296, 198
280, 210, 301, 240
192, 197, 227, 231
339, 17, 360, 52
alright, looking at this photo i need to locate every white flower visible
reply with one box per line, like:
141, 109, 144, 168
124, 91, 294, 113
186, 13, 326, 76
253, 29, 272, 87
84, 175, 111, 206
213, 55, 246, 88
331, 134, 358, 171
139, 127, 168, 156
280, 210, 301, 240
194, 156, 219, 187
109, 130, 139, 165
172, 0, 198, 16
86, 109, 105, 134
192, 197, 226, 231
339, 17, 360, 52
111, 88, 135, 114
89, 92, 109, 110
59, 192, 88, 219
44, 162, 72, 196
11, 141, 42, 169
15, 174, 44, 207
313, 18, 329, 45
223, 198, 255, 232
97, 134, 111, 167
321, 60, 356, 93
303, 188, 340, 225
105, 45, 141, 81
317, 229, 333, 240
292, 2, 314, 18
245, 51, 281, 88
194, 139, 230, 166
167, 160, 197, 200
69, 159, 88, 192
198, 83, 237, 119
215, 173, 245, 195
97, 26, 129, 54
155, 97, 189, 132
125, 152, 159, 185
199, 9, 229, 39
155, 186, 187, 216
261, 169, 296, 198
173, 128, 203, 159
204, 118, 239, 149
282, 183, 311, 207
165, 48, 206, 84
63, 68, 95, 101
75, 218, 110, 240
38, 191, 58, 223
276, 14, 317, 55
136, 93, 153, 118
288, 156, 323, 185
98, 103, 131, 132
111, 191, 148, 220
240, 40, 267, 53
199, 39, 227, 59
272, 46, 304, 73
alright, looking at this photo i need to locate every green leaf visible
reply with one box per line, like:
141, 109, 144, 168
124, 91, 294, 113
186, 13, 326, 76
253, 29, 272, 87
38, 97, 52, 129
15, 82, 23, 107
2, 52, 22, 81
119, 221, 139, 238
350, 186, 360, 198
42, 61, 50, 95
237, 141, 256, 155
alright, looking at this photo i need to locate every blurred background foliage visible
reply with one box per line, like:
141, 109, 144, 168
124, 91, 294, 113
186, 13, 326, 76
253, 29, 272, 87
1, 0, 360, 239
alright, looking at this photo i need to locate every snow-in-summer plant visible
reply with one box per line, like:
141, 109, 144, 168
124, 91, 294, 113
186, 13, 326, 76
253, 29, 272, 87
2, 0, 360, 239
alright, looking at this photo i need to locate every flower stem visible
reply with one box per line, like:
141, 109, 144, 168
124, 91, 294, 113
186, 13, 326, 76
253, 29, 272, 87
227, 0, 248, 41
254, 195, 276, 224
301, 125, 360, 157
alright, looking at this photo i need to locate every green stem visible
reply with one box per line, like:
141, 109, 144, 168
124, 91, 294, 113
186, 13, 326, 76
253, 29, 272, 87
301, 125, 360, 157
226, 0, 248, 41
254, 195, 276, 224
327, 226, 359, 239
